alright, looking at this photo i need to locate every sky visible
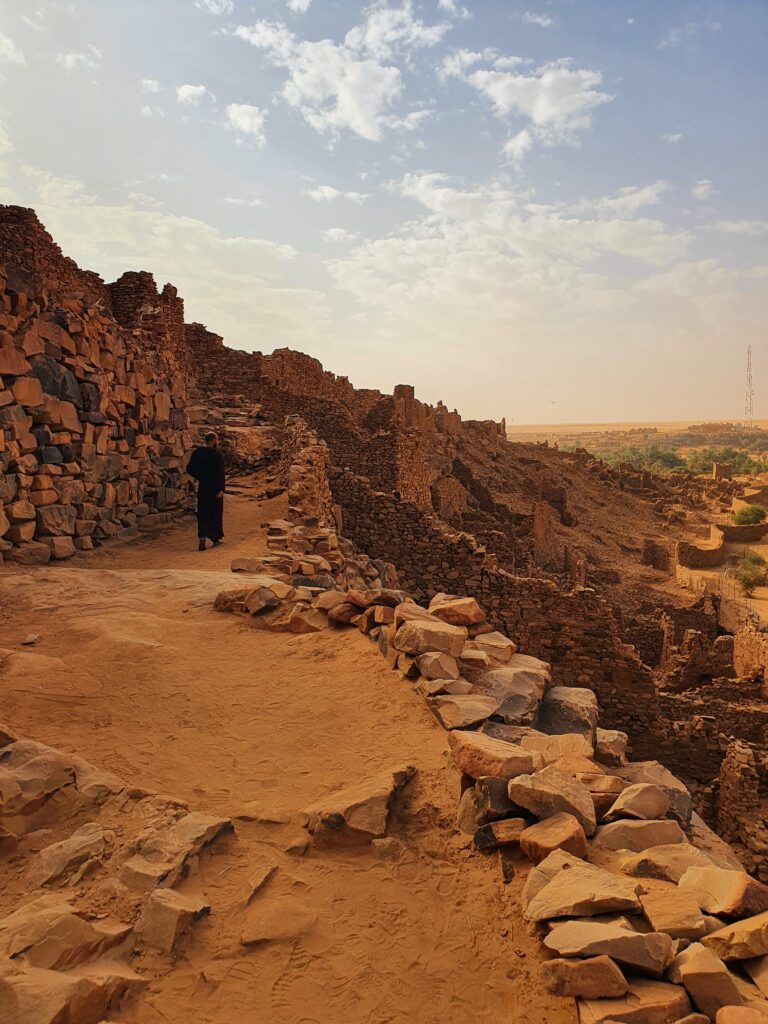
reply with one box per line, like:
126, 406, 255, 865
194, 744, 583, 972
0, 0, 766, 424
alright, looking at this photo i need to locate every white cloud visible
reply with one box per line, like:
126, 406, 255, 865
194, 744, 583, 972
522, 12, 556, 28
224, 196, 263, 207
0, 121, 13, 154
176, 84, 210, 105
225, 103, 267, 145
22, 13, 48, 32
692, 178, 716, 201
56, 46, 102, 73
716, 220, 768, 236
345, 1, 450, 60
438, 48, 498, 81
140, 78, 161, 93
287, 0, 312, 12
587, 180, 668, 217
468, 59, 612, 132
0, 32, 26, 65
437, 0, 471, 18
658, 21, 721, 50
196, 0, 234, 13
324, 227, 358, 242
304, 185, 369, 203
235, 5, 448, 141
662, 131, 682, 143
1, 166, 332, 351
502, 128, 533, 163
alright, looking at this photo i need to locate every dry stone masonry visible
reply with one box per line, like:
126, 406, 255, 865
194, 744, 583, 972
211, 426, 768, 1023
0, 207, 192, 565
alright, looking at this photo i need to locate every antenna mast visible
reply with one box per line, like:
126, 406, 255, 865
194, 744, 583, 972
745, 344, 754, 431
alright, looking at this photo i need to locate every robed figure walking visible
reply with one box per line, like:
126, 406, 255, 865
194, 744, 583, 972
187, 431, 225, 551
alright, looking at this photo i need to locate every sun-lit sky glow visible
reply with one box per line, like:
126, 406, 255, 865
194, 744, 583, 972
0, 0, 765, 422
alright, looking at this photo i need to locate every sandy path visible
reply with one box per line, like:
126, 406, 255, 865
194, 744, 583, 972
0, 486, 575, 1024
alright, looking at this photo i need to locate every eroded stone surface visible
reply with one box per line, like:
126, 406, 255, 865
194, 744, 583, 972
508, 765, 597, 837
303, 765, 415, 846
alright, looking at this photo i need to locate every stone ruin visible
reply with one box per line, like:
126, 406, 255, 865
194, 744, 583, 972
5, 205, 768, 1020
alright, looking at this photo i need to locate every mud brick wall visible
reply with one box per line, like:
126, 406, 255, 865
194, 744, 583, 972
331, 464, 660, 748
0, 206, 192, 563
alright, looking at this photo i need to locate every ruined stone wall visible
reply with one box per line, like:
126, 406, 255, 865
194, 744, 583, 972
715, 741, 768, 881
330, 464, 660, 747
0, 206, 192, 563
276, 416, 335, 528
734, 624, 768, 686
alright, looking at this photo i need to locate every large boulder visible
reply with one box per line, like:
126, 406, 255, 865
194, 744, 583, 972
616, 761, 692, 825
639, 889, 707, 940
605, 783, 671, 822
508, 765, 597, 836
429, 694, 499, 730
667, 942, 744, 1020
482, 723, 594, 763
576, 978, 691, 1024
302, 765, 414, 847
539, 955, 628, 999
621, 843, 715, 884
595, 727, 628, 767
522, 850, 641, 922
535, 686, 599, 742
544, 919, 675, 977
428, 593, 485, 626
393, 619, 467, 658
591, 818, 687, 852
519, 811, 588, 865
448, 730, 544, 780
702, 912, 768, 961
679, 868, 768, 919
473, 662, 547, 725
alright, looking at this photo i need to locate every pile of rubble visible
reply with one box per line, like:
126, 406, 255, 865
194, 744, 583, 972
0, 723, 233, 1022
216, 525, 768, 1022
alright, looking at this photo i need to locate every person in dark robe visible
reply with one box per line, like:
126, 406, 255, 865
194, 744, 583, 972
187, 431, 225, 551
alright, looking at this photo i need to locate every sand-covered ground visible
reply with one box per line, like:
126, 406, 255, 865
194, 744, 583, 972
0, 487, 575, 1024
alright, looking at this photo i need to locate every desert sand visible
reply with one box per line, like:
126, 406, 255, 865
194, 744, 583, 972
0, 487, 575, 1024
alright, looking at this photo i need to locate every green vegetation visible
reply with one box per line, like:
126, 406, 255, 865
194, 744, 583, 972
686, 446, 766, 476
601, 444, 686, 473
564, 440, 768, 478
733, 504, 768, 526
736, 553, 768, 597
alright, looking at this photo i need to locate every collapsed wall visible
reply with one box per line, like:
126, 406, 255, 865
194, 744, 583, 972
0, 207, 192, 564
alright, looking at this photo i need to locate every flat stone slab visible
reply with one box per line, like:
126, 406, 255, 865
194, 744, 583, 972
448, 731, 544, 780
640, 888, 707, 940
544, 919, 674, 977
522, 849, 641, 922
520, 811, 588, 865
616, 761, 692, 826
576, 978, 691, 1024
621, 843, 715, 884
429, 694, 499, 730
592, 819, 687, 853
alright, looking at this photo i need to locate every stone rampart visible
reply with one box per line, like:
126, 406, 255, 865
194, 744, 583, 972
0, 206, 192, 563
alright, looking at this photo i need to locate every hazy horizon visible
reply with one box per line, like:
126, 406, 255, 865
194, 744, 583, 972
0, 0, 765, 424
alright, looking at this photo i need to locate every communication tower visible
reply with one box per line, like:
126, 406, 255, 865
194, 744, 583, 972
745, 344, 754, 431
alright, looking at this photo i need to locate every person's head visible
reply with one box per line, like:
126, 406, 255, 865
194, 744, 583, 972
205, 431, 218, 447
